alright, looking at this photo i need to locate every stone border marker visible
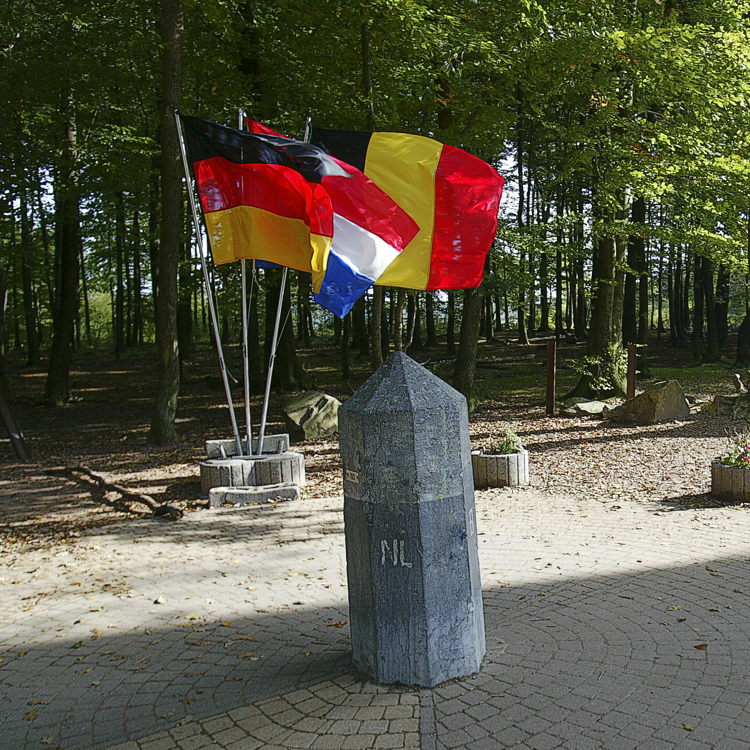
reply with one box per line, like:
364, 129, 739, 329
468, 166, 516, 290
339, 352, 485, 687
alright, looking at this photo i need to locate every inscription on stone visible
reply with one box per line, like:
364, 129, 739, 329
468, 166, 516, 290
380, 539, 413, 568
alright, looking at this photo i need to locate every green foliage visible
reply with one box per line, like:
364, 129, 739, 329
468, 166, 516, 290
484, 427, 524, 455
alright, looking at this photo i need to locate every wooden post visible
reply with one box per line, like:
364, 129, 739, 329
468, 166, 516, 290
546, 340, 556, 416
627, 344, 637, 400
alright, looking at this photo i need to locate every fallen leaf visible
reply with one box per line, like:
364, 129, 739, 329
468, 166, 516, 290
18, 652, 27, 657
694, 643, 708, 650
71, 641, 83, 649
683, 723, 693, 731
220, 622, 233, 627
666, 605, 681, 611
24, 709, 39, 721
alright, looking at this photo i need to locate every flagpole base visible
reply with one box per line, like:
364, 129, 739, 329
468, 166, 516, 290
200, 452, 306, 496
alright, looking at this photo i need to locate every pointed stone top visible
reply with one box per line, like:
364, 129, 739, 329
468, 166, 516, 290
340, 351, 465, 416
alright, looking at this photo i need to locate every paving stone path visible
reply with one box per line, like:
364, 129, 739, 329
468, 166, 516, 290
3, 473, 750, 749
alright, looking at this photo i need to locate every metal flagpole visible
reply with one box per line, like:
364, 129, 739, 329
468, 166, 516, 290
238, 108, 252, 457
256, 265, 287, 456
174, 108, 243, 457
255, 118, 311, 456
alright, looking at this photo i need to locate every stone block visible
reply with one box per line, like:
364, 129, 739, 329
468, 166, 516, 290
607, 380, 689, 424
339, 352, 485, 687
208, 483, 301, 507
285, 391, 342, 439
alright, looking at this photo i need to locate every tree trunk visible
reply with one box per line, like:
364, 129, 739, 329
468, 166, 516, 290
702, 256, 719, 363
715, 262, 730, 350
452, 286, 483, 405
683, 251, 691, 332
425, 291, 438, 346
369, 286, 384, 369
404, 291, 416, 351
691, 253, 704, 360
149, 152, 160, 329
611, 188, 631, 349
177, 231, 193, 365
20, 191, 39, 366
516, 91, 530, 345
115, 191, 126, 359
298, 271, 313, 348
45, 92, 80, 404
0, 260, 8, 387
633, 196, 650, 376
622, 246, 637, 344
735, 314, 750, 368
333, 314, 342, 347
352, 297, 368, 357
341, 311, 351, 382
657, 239, 665, 337
276, 271, 309, 390
394, 288, 405, 351
147, 0, 183, 444
132, 209, 143, 345
446, 291, 456, 356
539, 249, 550, 332
567, 198, 625, 399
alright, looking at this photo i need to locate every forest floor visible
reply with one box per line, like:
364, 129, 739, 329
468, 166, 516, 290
0, 328, 745, 551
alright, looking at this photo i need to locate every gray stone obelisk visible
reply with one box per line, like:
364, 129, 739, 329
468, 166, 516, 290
338, 352, 485, 687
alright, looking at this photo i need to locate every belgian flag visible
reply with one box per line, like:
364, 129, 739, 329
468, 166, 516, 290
310, 127, 505, 291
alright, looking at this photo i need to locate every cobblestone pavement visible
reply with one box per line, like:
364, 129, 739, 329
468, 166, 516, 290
4, 471, 750, 749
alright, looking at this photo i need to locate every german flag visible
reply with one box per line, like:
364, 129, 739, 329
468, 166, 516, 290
310, 127, 505, 291
182, 116, 344, 292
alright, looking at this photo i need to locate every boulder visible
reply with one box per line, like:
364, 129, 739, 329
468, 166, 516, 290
284, 391, 342, 439
561, 398, 610, 417
607, 380, 689, 424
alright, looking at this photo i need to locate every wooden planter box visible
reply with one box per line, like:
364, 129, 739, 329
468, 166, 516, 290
711, 461, 750, 502
472, 448, 529, 489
